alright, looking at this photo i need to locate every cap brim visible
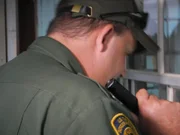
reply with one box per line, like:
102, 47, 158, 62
98, 15, 160, 54
131, 27, 160, 54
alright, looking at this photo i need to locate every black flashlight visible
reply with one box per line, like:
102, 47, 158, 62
106, 79, 139, 116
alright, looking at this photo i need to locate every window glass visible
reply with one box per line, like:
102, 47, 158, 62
173, 88, 180, 102
164, 0, 180, 74
134, 81, 167, 100
128, 0, 158, 72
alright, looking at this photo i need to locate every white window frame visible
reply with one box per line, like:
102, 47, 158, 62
6, 0, 19, 61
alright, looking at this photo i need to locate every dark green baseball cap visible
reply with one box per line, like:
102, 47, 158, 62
56, 0, 160, 54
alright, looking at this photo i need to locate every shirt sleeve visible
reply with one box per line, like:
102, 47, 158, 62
64, 98, 141, 135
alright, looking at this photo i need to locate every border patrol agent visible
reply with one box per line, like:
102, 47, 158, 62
0, 0, 159, 135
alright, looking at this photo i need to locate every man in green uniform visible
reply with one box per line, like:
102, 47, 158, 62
0, 0, 162, 135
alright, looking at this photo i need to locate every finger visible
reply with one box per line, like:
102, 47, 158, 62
149, 95, 159, 101
136, 89, 149, 100
136, 89, 149, 105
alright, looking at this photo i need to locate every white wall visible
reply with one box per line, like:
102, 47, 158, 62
37, 0, 60, 36
0, 0, 6, 66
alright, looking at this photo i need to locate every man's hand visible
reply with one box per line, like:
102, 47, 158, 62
136, 89, 180, 135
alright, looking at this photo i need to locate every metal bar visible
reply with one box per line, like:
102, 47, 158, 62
131, 80, 136, 96
157, 0, 165, 74
0, 0, 6, 66
124, 57, 129, 90
167, 86, 174, 102
123, 79, 129, 90
6, 0, 19, 61
118, 77, 124, 85
124, 70, 180, 87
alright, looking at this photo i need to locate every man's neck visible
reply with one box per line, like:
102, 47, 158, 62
48, 33, 95, 79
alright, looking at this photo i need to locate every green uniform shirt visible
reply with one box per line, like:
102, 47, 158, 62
0, 36, 141, 135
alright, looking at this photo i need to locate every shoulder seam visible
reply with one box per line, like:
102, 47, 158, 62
63, 97, 104, 135
17, 88, 42, 134
0, 81, 80, 114
0, 81, 57, 96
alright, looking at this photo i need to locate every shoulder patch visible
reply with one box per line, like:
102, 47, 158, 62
111, 113, 139, 135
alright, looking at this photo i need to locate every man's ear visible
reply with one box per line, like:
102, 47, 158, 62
96, 24, 114, 52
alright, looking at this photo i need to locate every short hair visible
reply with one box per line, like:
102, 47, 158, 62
47, 7, 128, 37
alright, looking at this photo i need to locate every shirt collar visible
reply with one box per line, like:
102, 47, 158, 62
28, 36, 86, 75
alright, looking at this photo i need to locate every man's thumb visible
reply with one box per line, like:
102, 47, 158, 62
136, 89, 149, 104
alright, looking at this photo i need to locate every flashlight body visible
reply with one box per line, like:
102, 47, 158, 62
106, 79, 139, 116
